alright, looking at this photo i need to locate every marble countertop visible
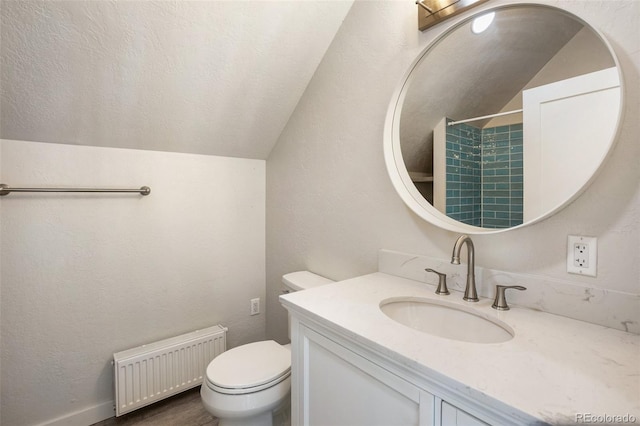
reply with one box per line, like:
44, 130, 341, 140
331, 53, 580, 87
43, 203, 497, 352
280, 272, 640, 425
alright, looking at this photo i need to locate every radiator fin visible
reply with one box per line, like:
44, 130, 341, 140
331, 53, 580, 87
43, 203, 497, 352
114, 324, 227, 416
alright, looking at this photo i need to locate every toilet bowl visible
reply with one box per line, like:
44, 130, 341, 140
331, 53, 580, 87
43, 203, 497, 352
201, 271, 334, 426
201, 340, 292, 426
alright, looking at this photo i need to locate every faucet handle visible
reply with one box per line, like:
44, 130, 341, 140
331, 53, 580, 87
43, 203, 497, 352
492, 285, 526, 311
425, 268, 450, 295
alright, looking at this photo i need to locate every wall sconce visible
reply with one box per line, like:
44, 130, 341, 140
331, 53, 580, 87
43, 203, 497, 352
416, 0, 489, 31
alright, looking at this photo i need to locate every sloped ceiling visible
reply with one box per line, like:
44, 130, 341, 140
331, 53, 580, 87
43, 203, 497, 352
0, 0, 353, 159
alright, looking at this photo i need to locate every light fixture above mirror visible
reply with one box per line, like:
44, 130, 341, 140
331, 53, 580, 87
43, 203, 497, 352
416, 0, 490, 31
384, 4, 624, 234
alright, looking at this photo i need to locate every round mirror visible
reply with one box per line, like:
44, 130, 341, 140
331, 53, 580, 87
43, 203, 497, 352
384, 4, 623, 233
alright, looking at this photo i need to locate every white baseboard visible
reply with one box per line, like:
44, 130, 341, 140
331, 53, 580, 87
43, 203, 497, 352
35, 400, 115, 426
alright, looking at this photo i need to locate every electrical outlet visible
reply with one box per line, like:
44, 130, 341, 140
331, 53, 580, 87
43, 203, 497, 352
574, 243, 589, 268
250, 298, 260, 316
567, 235, 597, 277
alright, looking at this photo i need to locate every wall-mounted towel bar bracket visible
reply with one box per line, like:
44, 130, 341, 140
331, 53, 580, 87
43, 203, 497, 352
0, 184, 151, 196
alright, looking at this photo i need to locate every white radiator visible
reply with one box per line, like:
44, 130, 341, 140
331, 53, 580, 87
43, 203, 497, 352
113, 324, 227, 416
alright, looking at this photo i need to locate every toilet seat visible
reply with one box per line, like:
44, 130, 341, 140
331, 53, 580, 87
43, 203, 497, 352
205, 340, 291, 395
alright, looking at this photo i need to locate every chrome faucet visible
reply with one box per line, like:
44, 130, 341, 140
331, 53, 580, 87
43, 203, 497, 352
451, 235, 479, 302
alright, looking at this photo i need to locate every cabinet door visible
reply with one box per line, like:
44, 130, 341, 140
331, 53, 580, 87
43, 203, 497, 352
441, 401, 489, 426
296, 325, 434, 426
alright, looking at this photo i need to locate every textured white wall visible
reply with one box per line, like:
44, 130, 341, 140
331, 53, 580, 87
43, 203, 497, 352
0, 140, 265, 425
0, 1, 352, 159
266, 0, 640, 343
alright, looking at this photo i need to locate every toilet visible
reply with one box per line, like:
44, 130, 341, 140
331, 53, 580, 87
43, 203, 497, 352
201, 271, 334, 426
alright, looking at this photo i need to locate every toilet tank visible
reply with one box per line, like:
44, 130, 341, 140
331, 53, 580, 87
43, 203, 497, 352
282, 271, 334, 339
282, 271, 334, 293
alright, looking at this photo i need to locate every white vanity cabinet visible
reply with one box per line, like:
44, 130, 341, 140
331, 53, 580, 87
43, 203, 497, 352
293, 322, 434, 425
290, 317, 499, 426
282, 272, 640, 426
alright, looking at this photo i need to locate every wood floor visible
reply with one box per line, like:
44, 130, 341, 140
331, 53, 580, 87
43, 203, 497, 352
91, 388, 219, 426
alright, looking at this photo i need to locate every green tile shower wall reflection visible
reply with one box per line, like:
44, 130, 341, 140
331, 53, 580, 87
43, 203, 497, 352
445, 123, 481, 226
482, 124, 523, 228
445, 121, 523, 229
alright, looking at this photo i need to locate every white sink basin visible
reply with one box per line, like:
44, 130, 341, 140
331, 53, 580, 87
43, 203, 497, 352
380, 297, 514, 344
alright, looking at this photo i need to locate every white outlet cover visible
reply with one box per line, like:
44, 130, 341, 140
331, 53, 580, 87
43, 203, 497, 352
250, 298, 260, 316
567, 235, 597, 277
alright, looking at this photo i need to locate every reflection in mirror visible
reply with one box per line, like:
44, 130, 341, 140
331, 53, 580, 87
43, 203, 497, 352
396, 5, 621, 231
